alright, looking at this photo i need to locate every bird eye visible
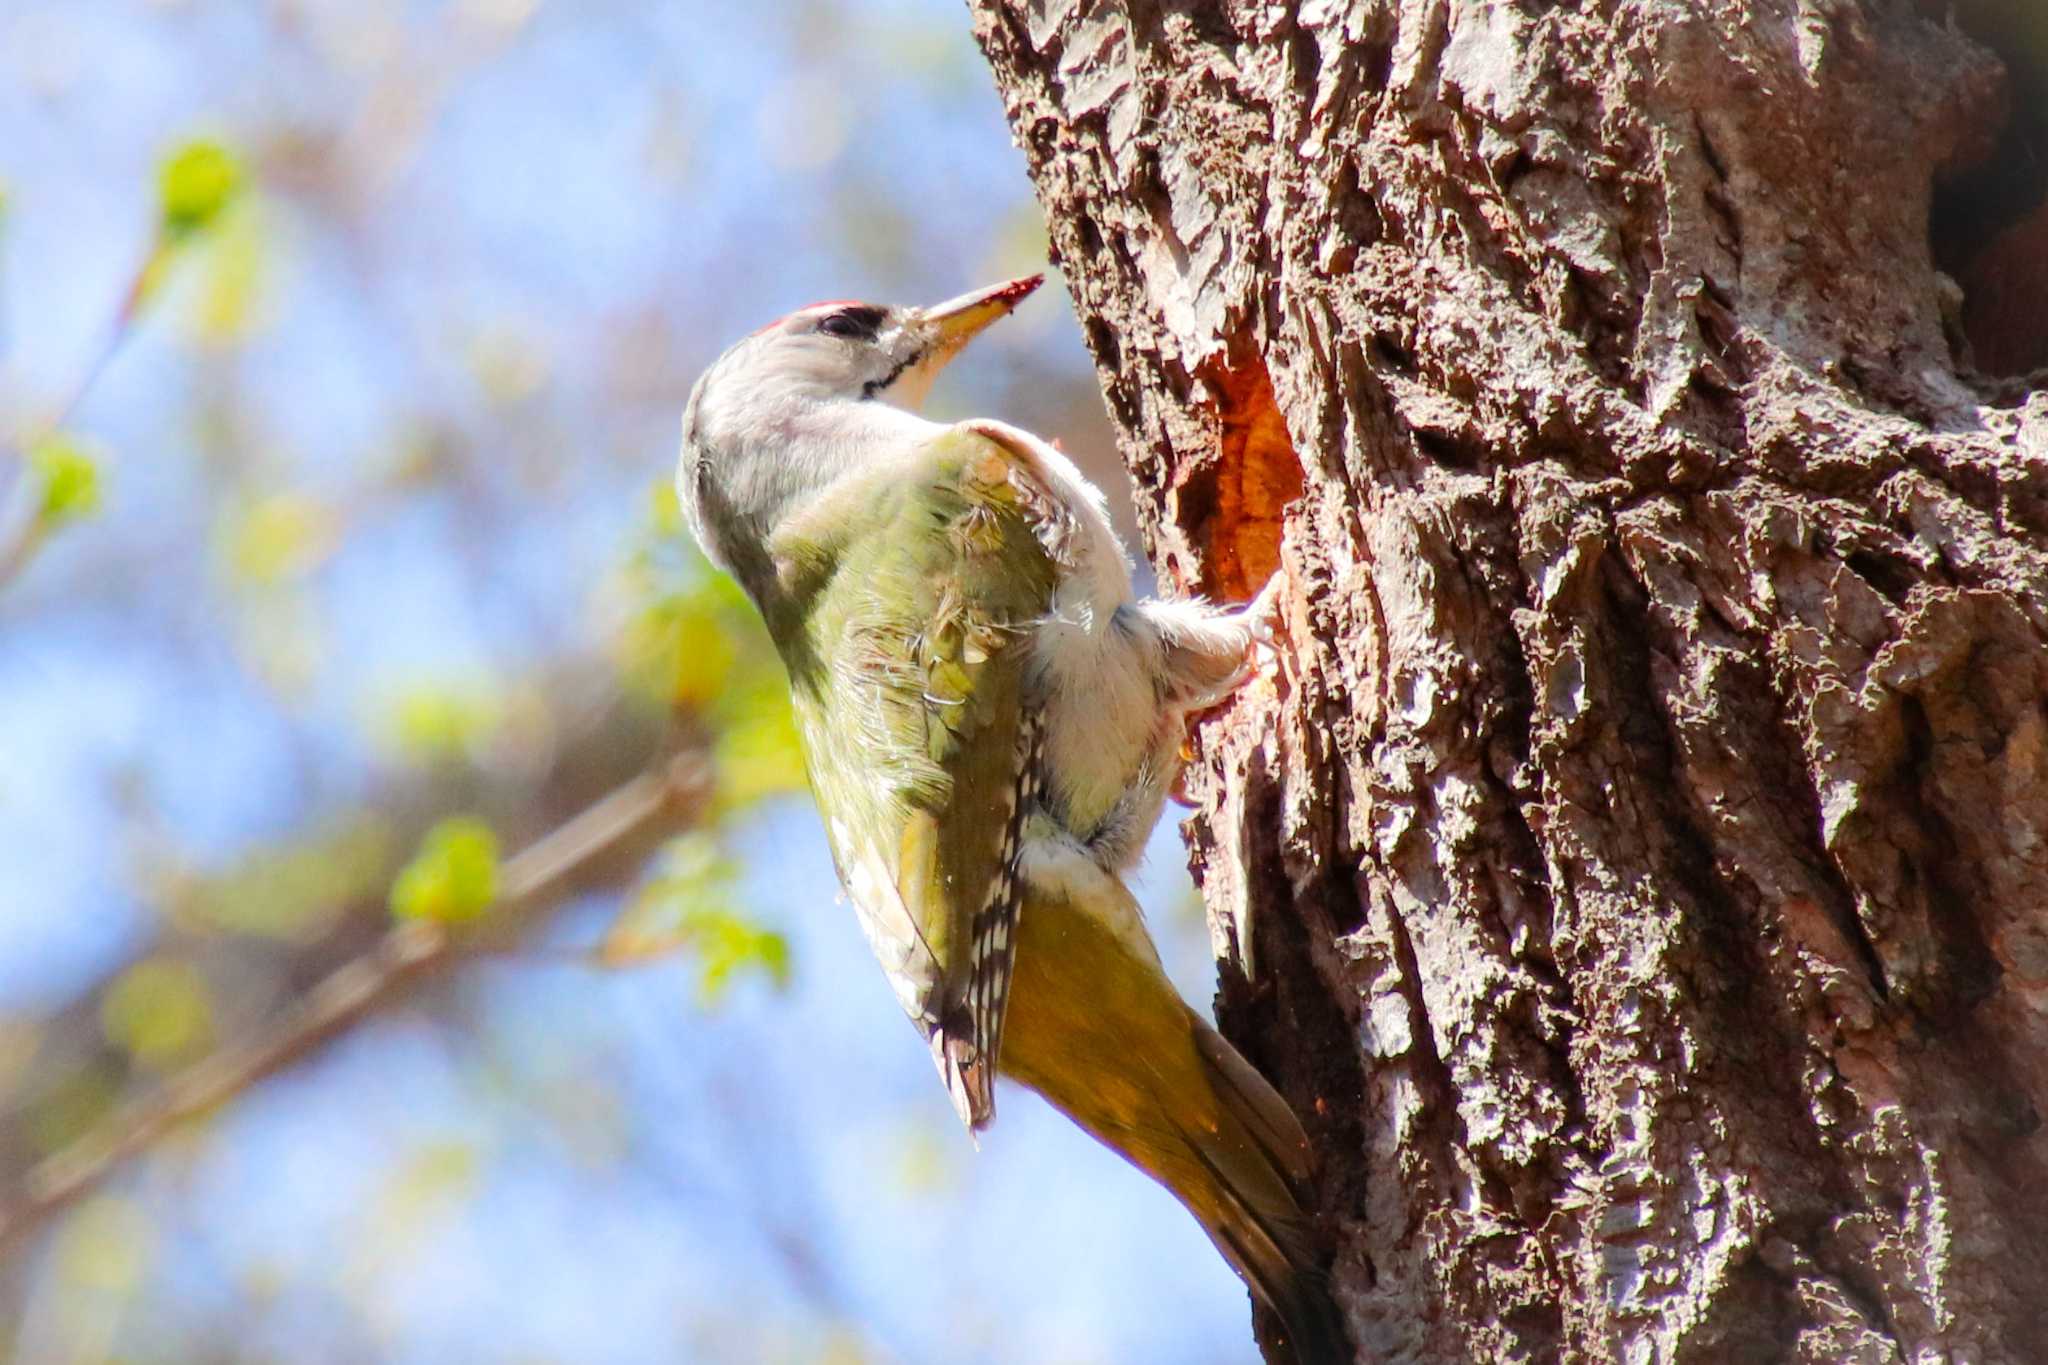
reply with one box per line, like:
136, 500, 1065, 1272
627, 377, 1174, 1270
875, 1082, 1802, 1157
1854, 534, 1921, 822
816, 307, 883, 341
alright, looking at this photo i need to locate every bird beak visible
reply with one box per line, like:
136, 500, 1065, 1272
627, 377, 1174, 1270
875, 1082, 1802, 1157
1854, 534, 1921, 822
891, 274, 1044, 409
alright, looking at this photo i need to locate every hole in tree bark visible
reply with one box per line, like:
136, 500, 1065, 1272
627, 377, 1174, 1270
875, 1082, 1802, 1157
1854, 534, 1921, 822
1179, 344, 1307, 600
1927, 1, 2048, 378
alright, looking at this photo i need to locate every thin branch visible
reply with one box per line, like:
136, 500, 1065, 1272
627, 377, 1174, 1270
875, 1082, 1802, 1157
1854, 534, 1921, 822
0, 264, 148, 593
0, 754, 709, 1257
0, 258, 145, 475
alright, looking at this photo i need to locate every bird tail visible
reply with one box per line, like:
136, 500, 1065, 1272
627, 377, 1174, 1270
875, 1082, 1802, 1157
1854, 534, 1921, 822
1185, 1017, 1349, 1365
999, 868, 1348, 1365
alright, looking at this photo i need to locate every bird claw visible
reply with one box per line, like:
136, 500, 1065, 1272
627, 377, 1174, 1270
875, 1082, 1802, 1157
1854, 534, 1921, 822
1239, 570, 1288, 665
1201, 571, 1292, 705
1169, 571, 1291, 807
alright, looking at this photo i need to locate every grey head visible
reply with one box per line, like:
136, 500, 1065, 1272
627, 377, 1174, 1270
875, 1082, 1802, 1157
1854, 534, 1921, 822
677, 275, 1043, 590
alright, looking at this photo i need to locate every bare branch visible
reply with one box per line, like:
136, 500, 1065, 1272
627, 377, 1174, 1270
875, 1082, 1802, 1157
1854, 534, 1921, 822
0, 754, 709, 1256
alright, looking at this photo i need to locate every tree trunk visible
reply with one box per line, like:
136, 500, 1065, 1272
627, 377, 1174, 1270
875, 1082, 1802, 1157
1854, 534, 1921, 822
970, 2, 2048, 1360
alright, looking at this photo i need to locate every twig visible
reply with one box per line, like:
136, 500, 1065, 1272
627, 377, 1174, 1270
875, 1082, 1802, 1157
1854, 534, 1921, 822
0, 755, 709, 1257
0, 258, 145, 475
0, 262, 151, 592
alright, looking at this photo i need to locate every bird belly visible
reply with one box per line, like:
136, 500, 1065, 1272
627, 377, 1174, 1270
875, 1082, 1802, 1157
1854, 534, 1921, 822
1031, 606, 1178, 870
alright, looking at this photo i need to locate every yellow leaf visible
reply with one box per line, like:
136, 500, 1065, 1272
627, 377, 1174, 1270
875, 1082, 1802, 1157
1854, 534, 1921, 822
646, 480, 684, 538
223, 493, 339, 586
382, 681, 504, 767
390, 818, 500, 923
56, 1196, 154, 1293
182, 197, 273, 346
28, 432, 103, 527
714, 683, 806, 810
158, 138, 243, 241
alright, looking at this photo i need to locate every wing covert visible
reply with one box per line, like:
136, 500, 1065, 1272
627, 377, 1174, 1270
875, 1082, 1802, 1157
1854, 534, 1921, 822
770, 425, 1072, 1131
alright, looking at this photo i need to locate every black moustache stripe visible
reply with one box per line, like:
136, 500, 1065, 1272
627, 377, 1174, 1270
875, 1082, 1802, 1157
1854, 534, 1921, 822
861, 349, 921, 400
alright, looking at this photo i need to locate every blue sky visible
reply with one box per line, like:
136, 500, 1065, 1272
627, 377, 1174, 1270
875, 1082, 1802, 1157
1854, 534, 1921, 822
0, 2, 1265, 1361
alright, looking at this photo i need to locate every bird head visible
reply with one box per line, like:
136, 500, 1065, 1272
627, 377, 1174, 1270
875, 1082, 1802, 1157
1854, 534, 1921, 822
679, 275, 1043, 584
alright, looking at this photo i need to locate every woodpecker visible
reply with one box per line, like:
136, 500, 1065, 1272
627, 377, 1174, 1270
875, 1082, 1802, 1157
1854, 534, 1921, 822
678, 275, 1344, 1363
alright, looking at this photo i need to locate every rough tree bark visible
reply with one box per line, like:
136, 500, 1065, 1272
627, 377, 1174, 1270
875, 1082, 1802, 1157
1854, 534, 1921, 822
971, 2, 2048, 1361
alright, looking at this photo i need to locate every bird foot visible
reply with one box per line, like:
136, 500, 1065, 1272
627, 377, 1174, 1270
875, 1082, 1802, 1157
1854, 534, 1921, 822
1169, 571, 1291, 805
1240, 570, 1288, 656
1218, 569, 1289, 693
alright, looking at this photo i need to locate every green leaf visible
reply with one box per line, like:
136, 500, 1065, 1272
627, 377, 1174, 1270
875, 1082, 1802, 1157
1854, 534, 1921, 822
598, 834, 790, 1003
713, 674, 806, 811
623, 585, 740, 707
100, 958, 215, 1070
27, 433, 103, 528
158, 138, 244, 241
27, 1064, 118, 1158
614, 481, 778, 708
382, 681, 504, 767
390, 817, 501, 924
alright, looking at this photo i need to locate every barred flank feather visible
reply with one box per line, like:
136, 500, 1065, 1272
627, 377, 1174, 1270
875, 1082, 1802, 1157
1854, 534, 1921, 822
967, 711, 1041, 1119
935, 709, 1043, 1132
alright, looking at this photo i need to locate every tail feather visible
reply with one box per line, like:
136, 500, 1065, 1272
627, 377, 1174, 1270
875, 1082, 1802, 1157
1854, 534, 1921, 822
1203, 1206, 1348, 1365
1180, 1069, 1348, 1365
1000, 867, 1350, 1364
1192, 1017, 1315, 1193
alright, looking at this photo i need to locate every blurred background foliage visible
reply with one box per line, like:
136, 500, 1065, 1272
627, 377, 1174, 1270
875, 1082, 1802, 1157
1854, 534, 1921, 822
0, 2, 1251, 1362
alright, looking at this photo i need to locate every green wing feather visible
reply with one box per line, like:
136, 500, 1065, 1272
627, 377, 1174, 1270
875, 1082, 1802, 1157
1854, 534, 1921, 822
764, 425, 1062, 1130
